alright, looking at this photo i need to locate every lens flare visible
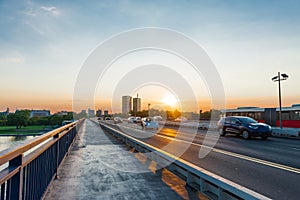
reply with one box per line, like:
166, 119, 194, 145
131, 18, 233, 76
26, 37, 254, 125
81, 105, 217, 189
162, 94, 177, 107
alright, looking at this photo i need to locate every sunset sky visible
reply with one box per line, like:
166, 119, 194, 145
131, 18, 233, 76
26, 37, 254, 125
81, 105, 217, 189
0, 0, 299, 113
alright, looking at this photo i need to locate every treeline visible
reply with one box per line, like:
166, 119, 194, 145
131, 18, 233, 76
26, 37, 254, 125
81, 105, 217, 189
127, 109, 182, 119
0, 110, 76, 128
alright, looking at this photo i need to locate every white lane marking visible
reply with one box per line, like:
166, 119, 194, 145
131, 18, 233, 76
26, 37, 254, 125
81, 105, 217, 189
156, 134, 300, 174
292, 148, 300, 151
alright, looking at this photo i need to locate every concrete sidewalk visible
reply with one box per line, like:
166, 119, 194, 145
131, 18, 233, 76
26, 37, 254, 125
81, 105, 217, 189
44, 119, 198, 200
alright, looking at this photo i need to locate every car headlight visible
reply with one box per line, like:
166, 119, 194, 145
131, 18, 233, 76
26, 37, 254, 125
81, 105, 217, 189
249, 125, 258, 129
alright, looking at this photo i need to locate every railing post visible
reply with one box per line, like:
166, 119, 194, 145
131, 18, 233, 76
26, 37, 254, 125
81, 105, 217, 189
66, 131, 69, 154
9, 154, 23, 200
218, 187, 225, 200
199, 178, 207, 193
54, 133, 60, 179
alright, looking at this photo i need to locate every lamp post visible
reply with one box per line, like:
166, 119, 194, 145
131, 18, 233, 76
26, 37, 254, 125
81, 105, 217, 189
199, 109, 202, 121
148, 103, 151, 117
272, 72, 289, 129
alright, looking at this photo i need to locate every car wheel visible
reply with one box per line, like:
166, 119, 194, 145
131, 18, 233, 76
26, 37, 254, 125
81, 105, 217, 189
261, 136, 268, 140
242, 130, 250, 139
219, 128, 226, 136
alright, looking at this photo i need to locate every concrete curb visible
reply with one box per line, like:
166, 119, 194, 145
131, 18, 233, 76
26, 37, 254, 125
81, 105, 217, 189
271, 127, 300, 139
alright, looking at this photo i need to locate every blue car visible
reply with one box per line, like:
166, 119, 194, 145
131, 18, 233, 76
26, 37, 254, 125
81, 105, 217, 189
142, 117, 159, 130
218, 116, 272, 139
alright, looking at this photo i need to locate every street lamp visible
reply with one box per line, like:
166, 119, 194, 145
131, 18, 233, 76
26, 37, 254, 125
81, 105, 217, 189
148, 103, 151, 117
199, 109, 202, 121
272, 72, 289, 129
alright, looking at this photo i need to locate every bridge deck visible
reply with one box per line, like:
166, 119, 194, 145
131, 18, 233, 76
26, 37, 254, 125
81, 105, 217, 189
44, 119, 199, 199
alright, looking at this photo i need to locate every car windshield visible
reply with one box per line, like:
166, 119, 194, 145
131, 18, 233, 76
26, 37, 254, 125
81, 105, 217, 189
238, 117, 257, 124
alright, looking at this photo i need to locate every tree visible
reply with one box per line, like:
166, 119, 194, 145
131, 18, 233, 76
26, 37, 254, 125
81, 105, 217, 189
165, 110, 181, 120
37, 117, 49, 126
7, 110, 30, 129
48, 114, 64, 126
63, 112, 74, 121
199, 109, 222, 120
0, 115, 7, 126
173, 109, 181, 119
76, 111, 87, 119
29, 116, 39, 125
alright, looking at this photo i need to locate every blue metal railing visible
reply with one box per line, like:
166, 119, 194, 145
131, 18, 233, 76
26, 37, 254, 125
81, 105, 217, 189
0, 120, 83, 200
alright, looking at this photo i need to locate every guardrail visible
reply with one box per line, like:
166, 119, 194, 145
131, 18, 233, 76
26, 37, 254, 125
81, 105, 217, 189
99, 122, 271, 200
0, 120, 83, 200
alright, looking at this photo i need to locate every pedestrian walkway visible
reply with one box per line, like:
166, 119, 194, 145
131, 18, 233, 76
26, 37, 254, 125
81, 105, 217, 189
44, 119, 189, 200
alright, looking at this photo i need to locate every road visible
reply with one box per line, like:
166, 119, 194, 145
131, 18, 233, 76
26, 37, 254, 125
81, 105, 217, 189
101, 121, 300, 200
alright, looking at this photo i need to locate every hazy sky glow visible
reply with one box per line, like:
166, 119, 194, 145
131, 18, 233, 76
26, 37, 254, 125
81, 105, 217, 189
0, 0, 299, 113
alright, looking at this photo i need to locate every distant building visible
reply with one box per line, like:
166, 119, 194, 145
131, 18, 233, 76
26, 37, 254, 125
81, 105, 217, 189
122, 96, 132, 114
104, 110, 109, 116
96, 109, 102, 117
133, 94, 141, 115
78, 110, 87, 118
88, 108, 95, 118
0, 108, 9, 117
30, 110, 50, 118
56, 111, 69, 116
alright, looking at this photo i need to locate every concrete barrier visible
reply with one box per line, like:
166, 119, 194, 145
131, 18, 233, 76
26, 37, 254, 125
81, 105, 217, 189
271, 127, 300, 139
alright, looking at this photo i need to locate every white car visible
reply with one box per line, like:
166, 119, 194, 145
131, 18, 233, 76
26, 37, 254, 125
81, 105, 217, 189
113, 117, 122, 124
135, 117, 142, 123
127, 117, 136, 123
174, 117, 188, 122
153, 116, 163, 121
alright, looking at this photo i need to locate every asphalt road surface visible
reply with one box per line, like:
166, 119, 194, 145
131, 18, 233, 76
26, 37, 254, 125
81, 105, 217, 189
101, 120, 300, 200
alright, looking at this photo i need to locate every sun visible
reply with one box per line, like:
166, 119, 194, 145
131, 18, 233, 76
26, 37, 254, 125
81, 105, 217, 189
162, 94, 178, 107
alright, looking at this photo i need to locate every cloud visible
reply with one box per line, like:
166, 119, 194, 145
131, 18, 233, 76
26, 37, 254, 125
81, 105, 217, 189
23, 5, 60, 17
0, 56, 24, 64
0, 50, 25, 65
22, 4, 61, 35
24, 9, 37, 17
40, 6, 59, 15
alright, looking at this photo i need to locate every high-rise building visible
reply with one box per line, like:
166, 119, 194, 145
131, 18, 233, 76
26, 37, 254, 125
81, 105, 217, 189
104, 110, 109, 116
133, 94, 141, 115
96, 109, 102, 117
122, 96, 132, 114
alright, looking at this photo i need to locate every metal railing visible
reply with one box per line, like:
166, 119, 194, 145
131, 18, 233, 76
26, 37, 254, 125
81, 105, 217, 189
0, 120, 83, 200
99, 122, 271, 200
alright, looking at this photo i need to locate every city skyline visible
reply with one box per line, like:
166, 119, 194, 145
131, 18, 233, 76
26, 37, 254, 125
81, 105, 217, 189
1, 1, 299, 112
